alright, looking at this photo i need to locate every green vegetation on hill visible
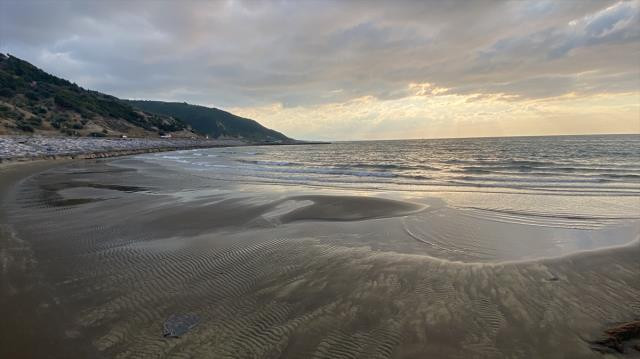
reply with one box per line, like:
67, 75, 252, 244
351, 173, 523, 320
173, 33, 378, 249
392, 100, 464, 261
0, 54, 191, 136
127, 100, 291, 142
0, 54, 293, 141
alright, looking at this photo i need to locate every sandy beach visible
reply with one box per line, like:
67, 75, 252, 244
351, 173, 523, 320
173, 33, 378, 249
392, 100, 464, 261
1, 152, 639, 358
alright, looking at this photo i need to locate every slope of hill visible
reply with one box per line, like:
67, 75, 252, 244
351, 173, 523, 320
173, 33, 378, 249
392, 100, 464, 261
0, 54, 196, 137
126, 100, 291, 142
0, 54, 294, 143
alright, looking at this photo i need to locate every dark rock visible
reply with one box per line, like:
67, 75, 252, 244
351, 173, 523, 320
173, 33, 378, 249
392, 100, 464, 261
162, 313, 200, 338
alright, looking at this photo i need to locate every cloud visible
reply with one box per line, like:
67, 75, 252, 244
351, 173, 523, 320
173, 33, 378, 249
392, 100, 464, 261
1, 0, 638, 139
231, 92, 640, 140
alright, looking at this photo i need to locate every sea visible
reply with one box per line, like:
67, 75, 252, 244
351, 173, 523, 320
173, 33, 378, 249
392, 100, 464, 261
135, 134, 640, 233
140, 134, 640, 195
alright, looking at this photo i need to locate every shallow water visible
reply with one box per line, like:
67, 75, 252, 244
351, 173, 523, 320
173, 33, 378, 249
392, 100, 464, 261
134, 135, 640, 263
139, 134, 640, 196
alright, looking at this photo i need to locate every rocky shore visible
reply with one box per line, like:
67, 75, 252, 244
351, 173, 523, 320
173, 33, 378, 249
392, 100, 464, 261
0, 136, 248, 163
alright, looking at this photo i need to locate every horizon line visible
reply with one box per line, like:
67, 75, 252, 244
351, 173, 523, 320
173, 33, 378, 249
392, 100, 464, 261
302, 132, 640, 143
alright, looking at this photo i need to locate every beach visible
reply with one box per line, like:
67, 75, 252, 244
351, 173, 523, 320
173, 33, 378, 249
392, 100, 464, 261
4, 1, 639, 356
1, 136, 639, 358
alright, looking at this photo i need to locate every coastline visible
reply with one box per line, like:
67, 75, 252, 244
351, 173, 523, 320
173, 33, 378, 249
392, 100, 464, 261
0, 135, 329, 167
0, 145, 228, 168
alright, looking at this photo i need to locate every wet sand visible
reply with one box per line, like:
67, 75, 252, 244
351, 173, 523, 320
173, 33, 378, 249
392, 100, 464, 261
1, 158, 639, 358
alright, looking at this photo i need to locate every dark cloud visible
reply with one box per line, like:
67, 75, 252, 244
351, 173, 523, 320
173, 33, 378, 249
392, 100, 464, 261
1, 0, 638, 108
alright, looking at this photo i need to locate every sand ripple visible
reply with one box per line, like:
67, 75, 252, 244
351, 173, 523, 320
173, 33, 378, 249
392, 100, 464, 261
2, 161, 639, 358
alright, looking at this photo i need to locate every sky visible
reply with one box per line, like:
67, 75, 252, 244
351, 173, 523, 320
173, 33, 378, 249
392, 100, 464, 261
1, 0, 639, 140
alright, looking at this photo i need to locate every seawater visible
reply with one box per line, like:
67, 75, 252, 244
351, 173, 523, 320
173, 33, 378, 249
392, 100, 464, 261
141, 134, 640, 195
136, 134, 640, 228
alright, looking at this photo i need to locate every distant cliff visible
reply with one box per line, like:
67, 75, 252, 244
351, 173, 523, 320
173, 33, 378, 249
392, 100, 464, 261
126, 100, 291, 143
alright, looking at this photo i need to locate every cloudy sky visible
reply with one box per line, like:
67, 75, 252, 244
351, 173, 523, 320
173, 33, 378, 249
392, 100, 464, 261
1, 0, 639, 140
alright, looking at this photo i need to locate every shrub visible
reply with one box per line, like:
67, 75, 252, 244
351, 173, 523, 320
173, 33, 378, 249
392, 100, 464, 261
25, 91, 39, 101
7, 110, 23, 120
16, 122, 34, 132
50, 115, 68, 129
0, 87, 12, 97
62, 129, 79, 136
54, 94, 71, 108
27, 117, 42, 126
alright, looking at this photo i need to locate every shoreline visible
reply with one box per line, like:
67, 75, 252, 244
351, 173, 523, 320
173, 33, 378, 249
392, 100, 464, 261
0, 145, 231, 168
0, 135, 329, 167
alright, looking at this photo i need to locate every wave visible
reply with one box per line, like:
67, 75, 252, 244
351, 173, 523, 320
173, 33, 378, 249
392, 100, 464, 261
443, 159, 555, 167
342, 163, 441, 171
192, 161, 398, 179
453, 175, 618, 184
154, 160, 640, 195
452, 165, 640, 175
445, 180, 640, 193
236, 159, 442, 173
461, 206, 640, 221
602, 173, 640, 179
236, 159, 299, 166
451, 168, 492, 175
140, 137, 640, 196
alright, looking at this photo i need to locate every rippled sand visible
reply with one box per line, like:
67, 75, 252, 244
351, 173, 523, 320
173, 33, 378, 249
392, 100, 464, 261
1, 159, 639, 358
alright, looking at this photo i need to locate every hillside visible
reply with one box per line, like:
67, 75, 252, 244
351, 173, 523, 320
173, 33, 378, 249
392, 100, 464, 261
0, 54, 292, 142
0, 54, 198, 137
127, 101, 291, 142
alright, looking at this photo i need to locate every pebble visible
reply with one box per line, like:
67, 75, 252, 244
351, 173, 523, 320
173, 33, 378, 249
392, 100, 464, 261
0, 136, 244, 161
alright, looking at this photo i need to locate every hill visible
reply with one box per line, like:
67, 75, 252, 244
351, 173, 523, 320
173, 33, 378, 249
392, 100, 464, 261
0, 54, 292, 142
0, 54, 198, 137
126, 100, 291, 142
